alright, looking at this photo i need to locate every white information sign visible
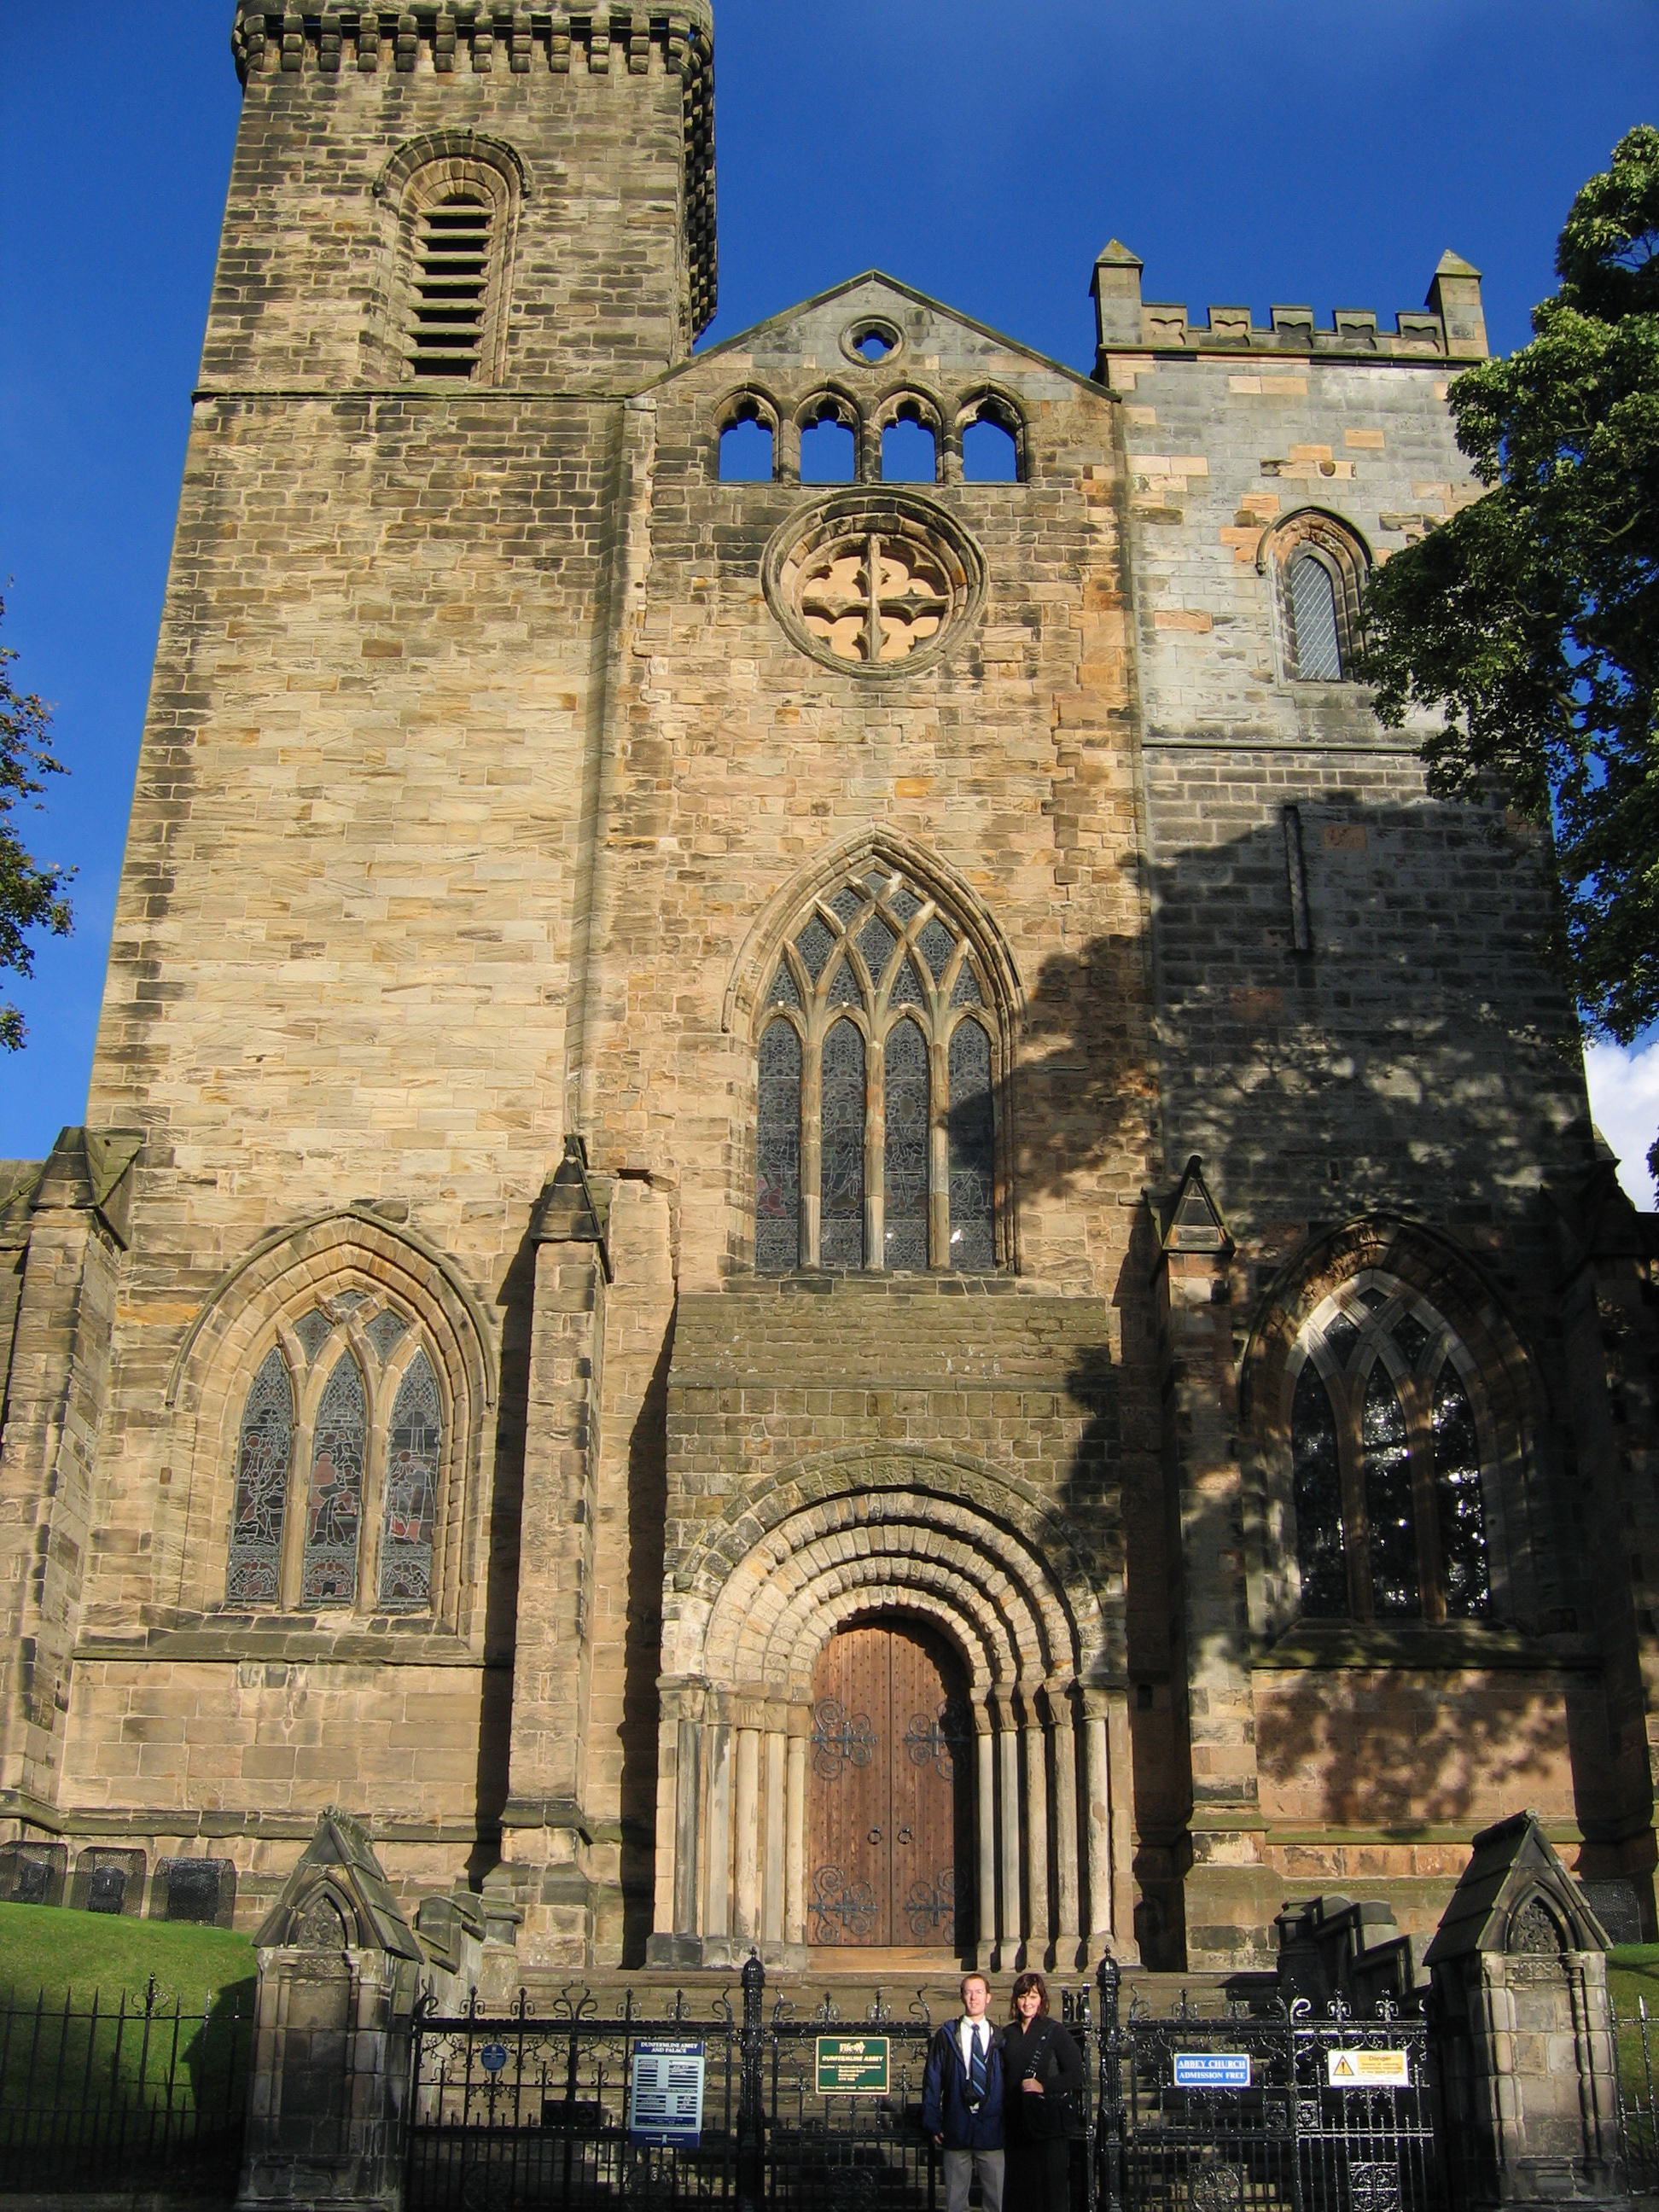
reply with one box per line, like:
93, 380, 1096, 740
1327, 2048, 1411, 2088
1173, 2052, 1251, 2089
629, 2040, 706, 2145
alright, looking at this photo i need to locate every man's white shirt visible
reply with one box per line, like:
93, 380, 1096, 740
958, 2017, 992, 2075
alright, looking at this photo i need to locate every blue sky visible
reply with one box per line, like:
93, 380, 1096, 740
1, 0, 1656, 1201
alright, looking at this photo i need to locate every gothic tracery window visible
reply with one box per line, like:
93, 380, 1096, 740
223, 1302, 448, 1617
754, 866, 1001, 1272
1261, 510, 1369, 683
1287, 1278, 1492, 1624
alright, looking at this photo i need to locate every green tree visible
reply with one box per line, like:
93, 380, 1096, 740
1359, 125, 1659, 1184
0, 595, 73, 1050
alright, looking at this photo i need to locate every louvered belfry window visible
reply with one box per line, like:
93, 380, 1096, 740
409, 193, 495, 378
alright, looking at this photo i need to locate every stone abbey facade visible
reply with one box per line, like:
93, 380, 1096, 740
2, 0, 1656, 1980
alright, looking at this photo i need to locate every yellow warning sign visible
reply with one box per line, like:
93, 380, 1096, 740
1326, 2049, 1410, 2087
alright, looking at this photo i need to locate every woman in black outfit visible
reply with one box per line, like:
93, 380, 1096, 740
1001, 1970, 1085, 2212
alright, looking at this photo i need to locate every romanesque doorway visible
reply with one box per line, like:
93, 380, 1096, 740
806, 1616, 973, 1951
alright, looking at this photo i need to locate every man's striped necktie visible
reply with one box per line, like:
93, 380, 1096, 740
969, 2026, 987, 2103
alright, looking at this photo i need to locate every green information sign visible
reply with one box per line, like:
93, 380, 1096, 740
815, 2035, 891, 2094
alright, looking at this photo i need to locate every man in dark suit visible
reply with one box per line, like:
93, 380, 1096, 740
922, 1971, 1004, 2212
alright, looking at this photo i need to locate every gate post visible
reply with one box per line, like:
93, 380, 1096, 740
1096, 1956, 1124, 2212
738, 1948, 766, 2212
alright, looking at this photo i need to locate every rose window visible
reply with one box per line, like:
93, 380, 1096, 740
764, 492, 987, 678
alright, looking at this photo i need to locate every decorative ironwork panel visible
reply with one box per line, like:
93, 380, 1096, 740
380, 1349, 440, 1609
883, 1018, 929, 1272
902, 1866, 959, 1943
757, 1020, 803, 1274
901, 1699, 969, 1779
809, 1865, 877, 1944
226, 1348, 293, 1604
820, 1020, 865, 1267
946, 1022, 995, 1273
811, 1699, 876, 1781
1291, 1360, 1347, 1617
1434, 1371, 1490, 1618
1363, 1363, 1419, 1616
301, 1354, 366, 1608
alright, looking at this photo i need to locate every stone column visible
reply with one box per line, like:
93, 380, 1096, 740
1050, 1679, 1081, 1969
1022, 1680, 1050, 1965
704, 1719, 733, 1947
973, 1697, 996, 1972
1082, 1688, 1113, 1953
996, 1692, 1022, 1965
732, 1714, 761, 1944
1106, 1686, 1139, 1959
762, 1720, 786, 1947
784, 1708, 809, 1950
649, 1678, 706, 1965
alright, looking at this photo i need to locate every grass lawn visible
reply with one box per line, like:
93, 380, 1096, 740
0, 1901, 254, 2011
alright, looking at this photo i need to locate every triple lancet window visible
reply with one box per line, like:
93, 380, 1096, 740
755, 868, 998, 1273
226, 1316, 443, 1614
1289, 1278, 1490, 1624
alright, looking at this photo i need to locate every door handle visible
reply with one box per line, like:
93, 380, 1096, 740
868, 1826, 882, 1843
898, 1826, 914, 1844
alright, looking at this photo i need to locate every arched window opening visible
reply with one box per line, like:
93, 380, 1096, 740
226, 1348, 294, 1605
946, 1022, 995, 1272
408, 194, 495, 379
719, 410, 775, 482
753, 865, 1002, 1275
301, 1355, 367, 1608
883, 1019, 930, 1269
821, 1019, 867, 1266
1290, 1360, 1346, 1617
1435, 1370, 1491, 1618
1362, 1363, 1419, 1616
1288, 551, 1344, 679
755, 1019, 803, 1273
1284, 1278, 1493, 1626
800, 411, 857, 483
380, 1351, 441, 1610
963, 417, 1019, 483
882, 411, 938, 484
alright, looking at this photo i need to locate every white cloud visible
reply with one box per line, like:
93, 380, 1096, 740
1584, 1039, 1659, 1212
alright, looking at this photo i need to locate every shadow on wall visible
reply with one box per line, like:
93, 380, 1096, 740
981, 791, 1610, 1962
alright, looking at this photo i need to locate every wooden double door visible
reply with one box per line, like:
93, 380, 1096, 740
806, 1618, 973, 1950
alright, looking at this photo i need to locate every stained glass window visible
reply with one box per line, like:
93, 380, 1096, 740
1323, 1309, 1359, 1370
227, 1349, 294, 1604
1362, 1363, 1419, 1616
301, 1354, 366, 1608
830, 886, 864, 927
769, 963, 800, 1009
380, 1350, 440, 1609
821, 1019, 866, 1266
1392, 1310, 1432, 1366
826, 958, 861, 1008
365, 1307, 408, 1363
857, 914, 897, 985
890, 957, 925, 1007
1435, 1371, 1490, 1618
294, 1309, 333, 1362
756, 1020, 802, 1273
1289, 551, 1343, 678
795, 916, 835, 982
950, 963, 983, 1007
1290, 1360, 1347, 1616
883, 1020, 929, 1270
917, 917, 955, 981
947, 1021, 995, 1273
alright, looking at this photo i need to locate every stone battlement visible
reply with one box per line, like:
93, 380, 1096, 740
1091, 241, 1488, 370
232, 1, 713, 80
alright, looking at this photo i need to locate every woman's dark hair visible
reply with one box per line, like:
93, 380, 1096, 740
1009, 1970, 1050, 2019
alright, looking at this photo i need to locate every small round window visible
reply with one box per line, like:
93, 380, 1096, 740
841, 317, 905, 368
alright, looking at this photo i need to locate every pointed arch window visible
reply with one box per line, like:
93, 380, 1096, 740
754, 864, 1003, 1272
1286, 1277, 1492, 1623
1261, 511, 1369, 682
380, 1350, 441, 1609
227, 1349, 294, 1605
302, 1355, 367, 1607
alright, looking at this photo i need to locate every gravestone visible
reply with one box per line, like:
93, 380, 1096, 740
71, 1846, 147, 1917
0, 1843, 67, 1908
154, 1854, 236, 1926
1577, 1879, 1644, 1947
1426, 1811, 1628, 2212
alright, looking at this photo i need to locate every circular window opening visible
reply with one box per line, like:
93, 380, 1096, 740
841, 318, 905, 368
763, 491, 987, 679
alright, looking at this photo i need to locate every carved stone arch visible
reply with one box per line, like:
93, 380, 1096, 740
1241, 1215, 1545, 1636
363, 130, 526, 386
952, 384, 1029, 481
713, 384, 783, 480
871, 386, 945, 484
162, 1210, 493, 1634
1255, 506, 1371, 681
667, 1442, 1109, 1685
795, 383, 865, 481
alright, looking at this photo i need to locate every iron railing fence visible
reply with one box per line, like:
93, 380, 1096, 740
1612, 1991, 1659, 2194
407, 1964, 1102, 2212
1095, 1962, 1441, 2212
0, 1973, 249, 2197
